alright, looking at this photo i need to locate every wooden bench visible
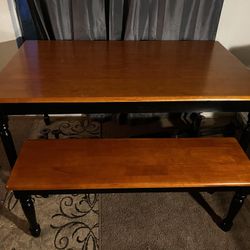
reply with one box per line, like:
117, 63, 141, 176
7, 138, 250, 237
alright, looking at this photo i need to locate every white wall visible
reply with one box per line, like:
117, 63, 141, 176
216, 0, 250, 121
0, 0, 17, 42
0, 0, 21, 70
216, 0, 250, 67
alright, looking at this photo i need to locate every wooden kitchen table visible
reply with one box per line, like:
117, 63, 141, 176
0, 41, 250, 167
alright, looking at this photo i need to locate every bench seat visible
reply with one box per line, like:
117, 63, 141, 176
6, 137, 250, 237
7, 137, 250, 191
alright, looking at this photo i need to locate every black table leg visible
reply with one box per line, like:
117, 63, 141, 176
219, 191, 247, 232
0, 114, 17, 168
15, 192, 41, 237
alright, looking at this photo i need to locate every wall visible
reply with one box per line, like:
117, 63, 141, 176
216, 0, 250, 67
0, 0, 20, 70
0, 0, 20, 43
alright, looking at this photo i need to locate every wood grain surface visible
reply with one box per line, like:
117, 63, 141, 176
7, 138, 250, 190
0, 41, 250, 103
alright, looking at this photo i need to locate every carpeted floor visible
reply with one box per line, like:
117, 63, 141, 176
100, 192, 250, 250
1, 115, 250, 250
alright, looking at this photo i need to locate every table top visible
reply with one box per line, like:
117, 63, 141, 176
0, 40, 250, 104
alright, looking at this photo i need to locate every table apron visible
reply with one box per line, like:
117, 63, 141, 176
1, 101, 250, 115
13, 186, 250, 196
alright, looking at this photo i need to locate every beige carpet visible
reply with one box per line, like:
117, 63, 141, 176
100, 192, 250, 250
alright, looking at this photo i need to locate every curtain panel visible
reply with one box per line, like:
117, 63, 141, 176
16, 0, 224, 41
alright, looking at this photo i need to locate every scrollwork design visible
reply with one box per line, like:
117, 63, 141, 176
51, 194, 99, 250
48, 117, 100, 139
39, 128, 51, 139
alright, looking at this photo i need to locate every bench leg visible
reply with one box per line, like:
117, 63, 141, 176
16, 193, 41, 237
219, 191, 247, 232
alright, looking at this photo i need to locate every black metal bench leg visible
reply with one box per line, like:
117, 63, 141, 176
219, 191, 247, 232
0, 114, 17, 168
16, 192, 41, 237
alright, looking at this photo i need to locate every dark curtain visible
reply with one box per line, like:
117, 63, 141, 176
16, 0, 224, 41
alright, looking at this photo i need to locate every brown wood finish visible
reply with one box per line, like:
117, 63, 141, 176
0, 41, 250, 103
7, 138, 250, 191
